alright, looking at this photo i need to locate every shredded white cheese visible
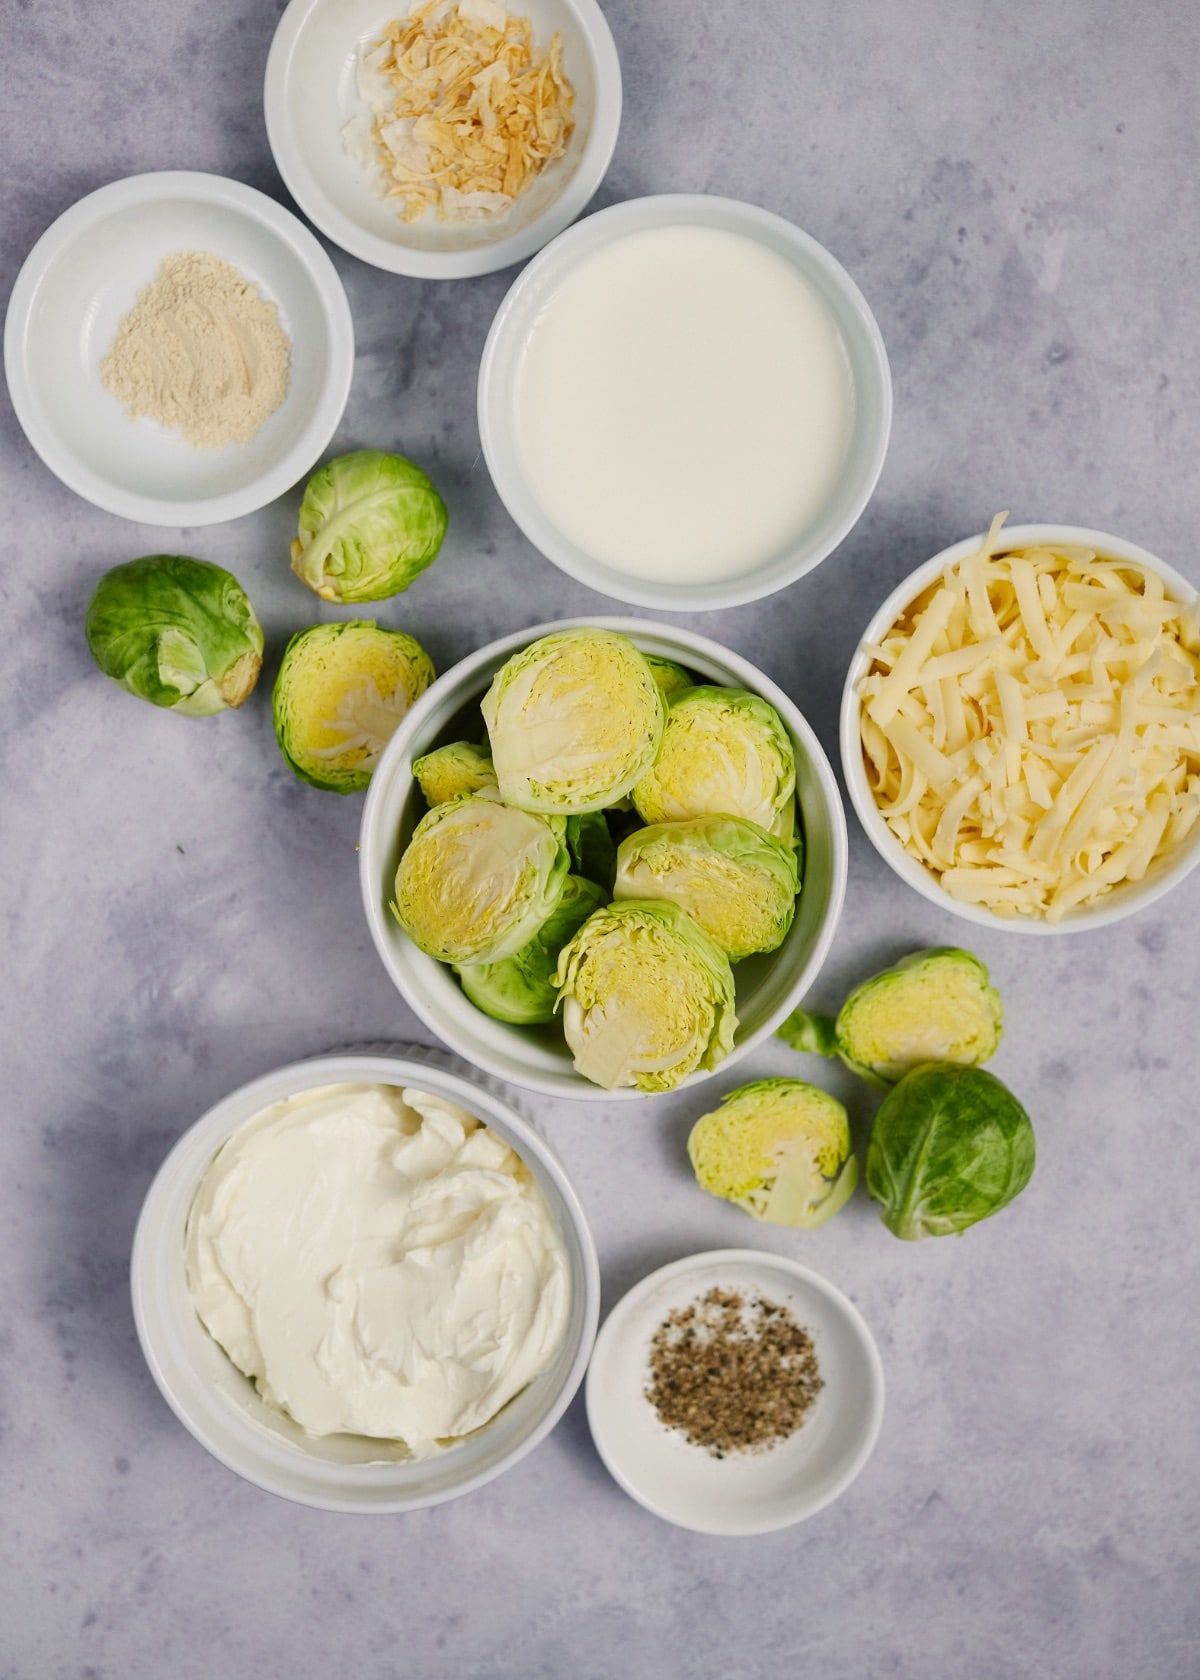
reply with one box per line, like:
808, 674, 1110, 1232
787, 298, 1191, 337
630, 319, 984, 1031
858, 519, 1200, 921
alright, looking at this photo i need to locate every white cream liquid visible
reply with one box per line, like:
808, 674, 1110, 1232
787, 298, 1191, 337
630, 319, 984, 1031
513, 225, 855, 585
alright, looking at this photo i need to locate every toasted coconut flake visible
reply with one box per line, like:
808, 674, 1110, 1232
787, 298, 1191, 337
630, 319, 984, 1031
349, 0, 574, 223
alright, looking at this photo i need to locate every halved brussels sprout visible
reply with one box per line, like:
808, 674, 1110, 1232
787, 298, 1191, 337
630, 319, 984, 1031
614, 815, 800, 961
554, 899, 737, 1093
866, 1063, 1035, 1240
779, 948, 1003, 1087
413, 741, 496, 807
481, 628, 666, 815
85, 555, 262, 716
392, 789, 570, 964
632, 686, 797, 843
457, 874, 606, 1025
273, 621, 434, 794
645, 654, 694, 702
687, 1078, 858, 1227
290, 449, 448, 603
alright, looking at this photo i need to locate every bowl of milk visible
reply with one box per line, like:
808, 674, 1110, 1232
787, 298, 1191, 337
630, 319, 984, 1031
478, 194, 892, 610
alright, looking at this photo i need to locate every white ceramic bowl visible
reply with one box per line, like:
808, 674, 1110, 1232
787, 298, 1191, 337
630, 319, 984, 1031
131, 1051, 599, 1512
585, 1250, 884, 1535
477, 194, 892, 610
841, 523, 1200, 934
3, 172, 354, 526
360, 617, 848, 1101
264, 0, 621, 279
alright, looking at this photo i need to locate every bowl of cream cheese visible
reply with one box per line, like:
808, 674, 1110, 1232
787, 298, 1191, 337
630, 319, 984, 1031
131, 1051, 599, 1511
478, 194, 892, 610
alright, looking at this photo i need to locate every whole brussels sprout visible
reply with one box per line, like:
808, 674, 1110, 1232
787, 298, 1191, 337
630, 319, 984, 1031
85, 555, 262, 716
273, 621, 434, 794
554, 899, 737, 1093
780, 948, 1003, 1087
688, 1078, 858, 1227
481, 628, 666, 815
866, 1063, 1035, 1240
614, 815, 800, 961
632, 686, 797, 844
392, 789, 570, 965
457, 874, 606, 1025
290, 449, 448, 603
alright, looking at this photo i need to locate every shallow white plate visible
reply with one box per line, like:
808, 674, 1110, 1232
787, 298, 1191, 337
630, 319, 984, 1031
265, 0, 621, 279
586, 1250, 884, 1534
4, 172, 354, 526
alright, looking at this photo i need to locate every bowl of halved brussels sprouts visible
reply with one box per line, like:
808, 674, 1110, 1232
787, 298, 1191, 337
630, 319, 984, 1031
360, 619, 848, 1101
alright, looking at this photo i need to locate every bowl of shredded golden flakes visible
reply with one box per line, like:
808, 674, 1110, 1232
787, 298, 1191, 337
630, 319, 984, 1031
265, 0, 621, 278
840, 519, 1200, 932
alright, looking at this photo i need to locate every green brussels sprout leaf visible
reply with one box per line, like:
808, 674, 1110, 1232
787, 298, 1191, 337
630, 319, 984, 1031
565, 811, 618, 893
776, 1009, 840, 1060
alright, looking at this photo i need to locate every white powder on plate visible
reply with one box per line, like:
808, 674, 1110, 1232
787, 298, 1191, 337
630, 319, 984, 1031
100, 250, 291, 450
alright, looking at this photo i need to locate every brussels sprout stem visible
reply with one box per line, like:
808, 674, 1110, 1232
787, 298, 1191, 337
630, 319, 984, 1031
808, 1154, 860, 1227
777, 1009, 839, 1058
218, 649, 263, 709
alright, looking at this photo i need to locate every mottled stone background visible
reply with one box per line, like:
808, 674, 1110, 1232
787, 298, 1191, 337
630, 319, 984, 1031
2, 1, 1198, 1677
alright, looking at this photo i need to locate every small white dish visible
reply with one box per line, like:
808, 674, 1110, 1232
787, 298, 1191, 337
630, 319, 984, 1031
478, 194, 892, 610
840, 523, 1200, 934
4, 172, 354, 527
586, 1250, 884, 1535
264, 0, 621, 279
131, 1050, 599, 1512
358, 617, 848, 1102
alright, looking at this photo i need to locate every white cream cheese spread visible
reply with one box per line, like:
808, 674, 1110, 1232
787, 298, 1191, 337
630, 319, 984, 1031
185, 1082, 570, 1453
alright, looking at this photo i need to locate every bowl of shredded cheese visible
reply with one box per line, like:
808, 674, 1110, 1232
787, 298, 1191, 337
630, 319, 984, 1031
841, 520, 1200, 931
264, 0, 621, 279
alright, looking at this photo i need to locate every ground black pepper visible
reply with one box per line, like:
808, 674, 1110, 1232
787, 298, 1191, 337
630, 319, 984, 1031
645, 1287, 822, 1458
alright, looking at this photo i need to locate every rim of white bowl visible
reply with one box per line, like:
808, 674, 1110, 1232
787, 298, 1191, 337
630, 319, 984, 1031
264, 0, 622, 279
131, 1050, 600, 1512
840, 523, 1200, 935
360, 617, 849, 1101
3, 171, 354, 527
585, 1250, 885, 1535
477, 193, 893, 610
